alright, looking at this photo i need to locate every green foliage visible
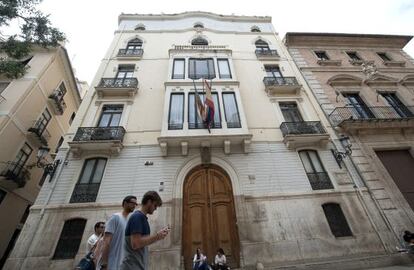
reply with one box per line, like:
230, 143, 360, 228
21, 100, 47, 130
0, 0, 66, 78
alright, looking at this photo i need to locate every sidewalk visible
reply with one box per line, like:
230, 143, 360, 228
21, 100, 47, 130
367, 265, 414, 269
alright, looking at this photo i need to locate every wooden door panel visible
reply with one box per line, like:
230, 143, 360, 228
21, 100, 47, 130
212, 203, 236, 266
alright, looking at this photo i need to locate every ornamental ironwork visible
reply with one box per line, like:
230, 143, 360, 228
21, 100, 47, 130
69, 183, 101, 203
0, 161, 30, 188
97, 78, 138, 89
280, 121, 326, 136
307, 172, 334, 190
117, 48, 144, 57
73, 127, 126, 142
263, 76, 299, 87
255, 49, 279, 57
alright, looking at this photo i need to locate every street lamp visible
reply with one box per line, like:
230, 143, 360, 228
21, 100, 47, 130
332, 136, 352, 168
35, 146, 60, 181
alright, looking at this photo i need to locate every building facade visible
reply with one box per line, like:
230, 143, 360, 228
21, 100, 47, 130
285, 32, 414, 256
0, 46, 81, 267
4, 13, 412, 270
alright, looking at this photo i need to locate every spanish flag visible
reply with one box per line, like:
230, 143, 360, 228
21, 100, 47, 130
203, 79, 215, 132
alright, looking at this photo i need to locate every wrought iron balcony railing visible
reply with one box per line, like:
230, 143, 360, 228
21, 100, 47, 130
263, 76, 299, 87
27, 125, 49, 146
97, 78, 138, 89
329, 106, 414, 126
280, 121, 327, 137
188, 121, 222, 129
168, 123, 184, 130
73, 127, 126, 142
69, 183, 100, 203
48, 92, 67, 115
0, 161, 30, 188
255, 49, 279, 57
117, 48, 143, 57
307, 172, 334, 190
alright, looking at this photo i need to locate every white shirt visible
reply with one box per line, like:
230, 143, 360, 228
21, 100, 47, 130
193, 253, 207, 263
86, 233, 99, 252
215, 254, 226, 265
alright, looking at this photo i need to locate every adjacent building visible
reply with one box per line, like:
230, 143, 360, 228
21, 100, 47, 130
285, 32, 414, 255
4, 13, 413, 270
0, 46, 81, 267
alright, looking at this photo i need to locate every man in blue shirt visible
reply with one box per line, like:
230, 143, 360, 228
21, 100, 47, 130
120, 191, 169, 270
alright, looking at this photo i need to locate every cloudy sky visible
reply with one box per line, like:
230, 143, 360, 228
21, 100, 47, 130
32, 0, 414, 84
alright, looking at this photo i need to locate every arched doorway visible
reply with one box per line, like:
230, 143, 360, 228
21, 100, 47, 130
182, 164, 240, 269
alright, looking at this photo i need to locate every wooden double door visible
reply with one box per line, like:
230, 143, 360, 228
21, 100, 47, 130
183, 165, 240, 269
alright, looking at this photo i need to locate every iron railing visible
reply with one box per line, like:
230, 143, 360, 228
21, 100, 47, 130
255, 49, 279, 57
329, 106, 414, 126
27, 126, 49, 146
280, 121, 327, 137
188, 121, 222, 129
117, 48, 143, 57
307, 172, 334, 190
0, 161, 30, 188
73, 126, 126, 142
263, 76, 299, 87
69, 183, 100, 203
97, 78, 138, 89
48, 92, 67, 115
168, 123, 183, 130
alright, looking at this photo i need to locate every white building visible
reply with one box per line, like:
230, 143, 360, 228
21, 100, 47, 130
4, 12, 411, 270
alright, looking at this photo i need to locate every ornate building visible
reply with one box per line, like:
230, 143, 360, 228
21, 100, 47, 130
5, 13, 413, 269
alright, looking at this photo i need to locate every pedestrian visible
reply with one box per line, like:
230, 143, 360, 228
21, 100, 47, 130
120, 191, 169, 270
86, 222, 105, 253
98, 195, 137, 270
213, 248, 229, 270
192, 248, 208, 270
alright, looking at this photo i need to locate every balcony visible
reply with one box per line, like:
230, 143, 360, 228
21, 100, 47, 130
255, 49, 280, 60
68, 126, 126, 157
69, 183, 100, 203
280, 121, 330, 149
0, 162, 30, 189
117, 48, 143, 59
263, 76, 301, 95
307, 172, 334, 190
27, 126, 49, 147
329, 106, 414, 131
95, 78, 138, 98
48, 92, 67, 115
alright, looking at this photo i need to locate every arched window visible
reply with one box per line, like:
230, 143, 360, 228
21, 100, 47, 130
322, 203, 353, 237
298, 150, 333, 190
52, 218, 87, 259
255, 39, 270, 52
127, 38, 142, 50
70, 158, 107, 203
251, 26, 261, 32
194, 23, 204, 29
135, 24, 146, 31
191, 37, 208, 46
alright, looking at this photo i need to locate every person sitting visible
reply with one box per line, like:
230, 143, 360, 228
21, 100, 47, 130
213, 248, 229, 270
397, 230, 414, 253
193, 248, 208, 270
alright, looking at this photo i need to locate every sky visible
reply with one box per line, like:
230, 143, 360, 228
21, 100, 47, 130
13, 0, 414, 84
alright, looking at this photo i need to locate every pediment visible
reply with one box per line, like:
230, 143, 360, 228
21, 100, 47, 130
327, 74, 363, 87
364, 74, 399, 86
400, 75, 414, 87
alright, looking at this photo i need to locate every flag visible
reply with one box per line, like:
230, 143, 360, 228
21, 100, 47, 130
203, 79, 215, 131
194, 82, 206, 125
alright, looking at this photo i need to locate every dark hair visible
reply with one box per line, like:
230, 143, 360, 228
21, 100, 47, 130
122, 195, 137, 206
218, 248, 224, 255
141, 191, 162, 206
94, 222, 105, 232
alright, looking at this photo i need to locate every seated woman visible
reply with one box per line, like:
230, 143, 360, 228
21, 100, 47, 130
193, 248, 208, 270
214, 248, 229, 270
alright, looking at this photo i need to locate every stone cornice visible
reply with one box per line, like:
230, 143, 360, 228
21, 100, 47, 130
114, 29, 275, 35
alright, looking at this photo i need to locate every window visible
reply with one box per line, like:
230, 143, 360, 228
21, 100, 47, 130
255, 40, 270, 52
189, 58, 215, 80
0, 82, 10, 95
52, 218, 87, 259
69, 112, 76, 125
191, 37, 208, 46
315, 51, 329, 61
188, 93, 221, 128
126, 38, 142, 50
0, 189, 6, 205
381, 93, 413, 118
168, 93, 184, 130
55, 137, 64, 154
34, 108, 52, 135
70, 158, 107, 203
97, 105, 123, 127
346, 51, 361, 61
218, 59, 232, 79
299, 150, 333, 190
265, 66, 282, 78
377, 52, 391, 61
322, 203, 353, 237
251, 26, 261, 32
222, 93, 241, 128
343, 93, 374, 119
279, 102, 303, 122
172, 59, 185, 79
116, 65, 134, 85
55, 82, 67, 101
10, 143, 33, 177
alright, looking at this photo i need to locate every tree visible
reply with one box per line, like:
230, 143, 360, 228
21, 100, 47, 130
0, 0, 66, 78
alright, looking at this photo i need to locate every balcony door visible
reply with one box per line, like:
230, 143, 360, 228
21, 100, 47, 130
97, 105, 123, 127
183, 165, 240, 270
115, 65, 134, 86
343, 93, 374, 119
381, 93, 413, 118
265, 66, 282, 78
280, 102, 303, 122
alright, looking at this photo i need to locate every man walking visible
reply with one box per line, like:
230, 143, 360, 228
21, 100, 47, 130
99, 195, 137, 269
86, 221, 105, 252
120, 191, 169, 270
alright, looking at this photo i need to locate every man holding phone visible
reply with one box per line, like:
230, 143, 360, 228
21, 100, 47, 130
120, 191, 169, 270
